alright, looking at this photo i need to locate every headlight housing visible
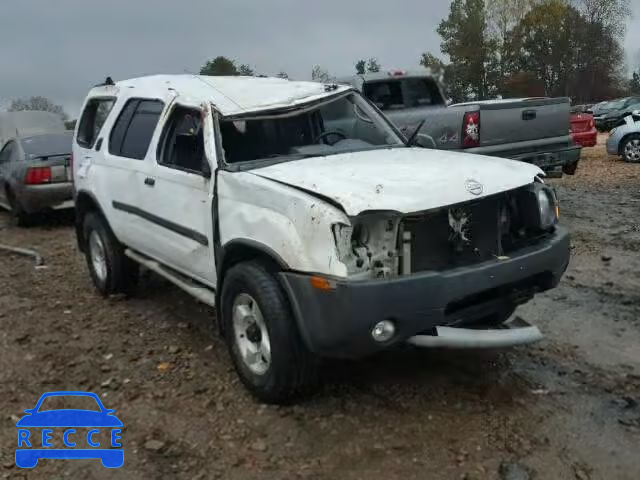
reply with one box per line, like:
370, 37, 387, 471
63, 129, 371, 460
537, 186, 558, 230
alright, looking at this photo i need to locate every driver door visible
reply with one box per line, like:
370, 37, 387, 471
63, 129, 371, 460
135, 101, 218, 287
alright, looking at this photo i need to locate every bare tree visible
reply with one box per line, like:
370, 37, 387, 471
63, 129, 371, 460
9, 96, 68, 121
311, 65, 331, 83
574, 0, 631, 34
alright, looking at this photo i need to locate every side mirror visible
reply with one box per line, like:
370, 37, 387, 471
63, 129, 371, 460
415, 133, 437, 149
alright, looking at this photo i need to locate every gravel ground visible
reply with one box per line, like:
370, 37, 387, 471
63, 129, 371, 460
1, 136, 639, 479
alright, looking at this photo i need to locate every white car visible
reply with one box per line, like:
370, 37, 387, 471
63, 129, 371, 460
72, 75, 570, 403
606, 112, 640, 162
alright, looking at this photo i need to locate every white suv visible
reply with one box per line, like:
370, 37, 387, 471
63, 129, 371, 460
73, 75, 570, 403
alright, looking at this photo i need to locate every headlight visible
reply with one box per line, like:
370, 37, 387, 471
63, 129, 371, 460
537, 187, 558, 230
332, 223, 353, 261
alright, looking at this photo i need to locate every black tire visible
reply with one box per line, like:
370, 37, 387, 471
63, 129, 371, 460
6, 188, 32, 227
621, 134, 640, 163
82, 212, 138, 296
221, 261, 318, 404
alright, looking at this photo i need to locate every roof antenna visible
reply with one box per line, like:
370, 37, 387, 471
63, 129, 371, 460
105, 77, 114, 86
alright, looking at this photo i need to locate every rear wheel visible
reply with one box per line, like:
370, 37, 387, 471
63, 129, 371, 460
221, 261, 318, 404
82, 212, 138, 296
622, 134, 640, 163
6, 188, 32, 227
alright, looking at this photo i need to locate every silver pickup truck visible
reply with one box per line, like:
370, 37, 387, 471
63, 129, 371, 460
339, 70, 581, 177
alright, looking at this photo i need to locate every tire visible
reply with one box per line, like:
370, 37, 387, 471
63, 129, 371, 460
221, 261, 318, 404
621, 134, 640, 163
82, 212, 138, 296
562, 161, 579, 176
6, 188, 32, 227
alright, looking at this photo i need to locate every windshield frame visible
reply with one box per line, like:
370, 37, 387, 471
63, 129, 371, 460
216, 89, 408, 172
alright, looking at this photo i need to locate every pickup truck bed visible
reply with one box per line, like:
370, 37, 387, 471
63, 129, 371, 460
340, 72, 581, 176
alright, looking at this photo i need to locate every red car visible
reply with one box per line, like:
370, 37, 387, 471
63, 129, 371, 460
570, 112, 597, 147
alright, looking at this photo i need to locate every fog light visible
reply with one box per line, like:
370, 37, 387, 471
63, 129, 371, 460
371, 320, 395, 342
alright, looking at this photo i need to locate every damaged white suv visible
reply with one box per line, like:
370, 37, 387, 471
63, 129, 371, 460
73, 75, 570, 403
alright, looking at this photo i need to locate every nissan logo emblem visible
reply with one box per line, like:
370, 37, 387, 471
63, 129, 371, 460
465, 179, 483, 196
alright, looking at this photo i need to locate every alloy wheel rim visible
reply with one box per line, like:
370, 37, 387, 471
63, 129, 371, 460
88, 231, 107, 282
624, 139, 640, 161
232, 293, 271, 375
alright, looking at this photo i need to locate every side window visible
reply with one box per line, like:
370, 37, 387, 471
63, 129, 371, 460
0, 141, 17, 164
109, 99, 164, 160
77, 98, 115, 148
158, 107, 206, 174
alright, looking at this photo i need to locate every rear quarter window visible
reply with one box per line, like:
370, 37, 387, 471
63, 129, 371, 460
76, 98, 115, 148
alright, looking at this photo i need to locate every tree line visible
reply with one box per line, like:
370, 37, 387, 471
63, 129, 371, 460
421, 0, 636, 103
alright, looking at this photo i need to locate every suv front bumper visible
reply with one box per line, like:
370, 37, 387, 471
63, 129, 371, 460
280, 227, 570, 359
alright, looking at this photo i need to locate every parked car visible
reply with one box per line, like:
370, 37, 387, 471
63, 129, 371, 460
570, 109, 597, 148
73, 75, 570, 403
0, 111, 65, 149
338, 70, 581, 178
590, 97, 640, 131
0, 131, 74, 225
606, 112, 640, 162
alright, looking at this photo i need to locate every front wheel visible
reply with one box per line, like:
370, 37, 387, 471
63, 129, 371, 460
622, 134, 640, 163
221, 261, 318, 404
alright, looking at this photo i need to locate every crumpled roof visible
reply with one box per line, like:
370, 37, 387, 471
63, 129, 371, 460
111, 75, 352, 117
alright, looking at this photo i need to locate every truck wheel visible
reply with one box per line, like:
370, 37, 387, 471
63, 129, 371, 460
622, 134, 640, 163
221, 261, 318, 404
6, 188, 32, 227
82, 212, 138, 296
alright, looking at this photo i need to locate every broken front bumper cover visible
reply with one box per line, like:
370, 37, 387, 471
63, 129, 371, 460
280, 227, 570, 359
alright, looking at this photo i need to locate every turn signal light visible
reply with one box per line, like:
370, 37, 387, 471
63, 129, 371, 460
310, 276, 336, 291
24, 167, 52, 185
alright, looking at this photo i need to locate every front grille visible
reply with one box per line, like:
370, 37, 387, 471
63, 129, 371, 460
401, 187, 542, 273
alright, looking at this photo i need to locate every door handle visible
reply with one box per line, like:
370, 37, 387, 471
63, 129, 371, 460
144, 177, 155, 187
522, 110, 537, 121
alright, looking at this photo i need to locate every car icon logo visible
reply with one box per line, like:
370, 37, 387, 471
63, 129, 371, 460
465, 179, 483, 196
15, 391, 124, 469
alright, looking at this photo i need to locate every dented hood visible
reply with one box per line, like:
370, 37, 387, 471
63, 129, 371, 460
252, 148, 542, 216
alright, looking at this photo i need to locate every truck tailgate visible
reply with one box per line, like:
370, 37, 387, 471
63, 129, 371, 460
473, 98, 571, 147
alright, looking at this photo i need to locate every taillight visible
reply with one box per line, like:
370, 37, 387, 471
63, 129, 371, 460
462, 111, 480, 148
25, 167, 52, 185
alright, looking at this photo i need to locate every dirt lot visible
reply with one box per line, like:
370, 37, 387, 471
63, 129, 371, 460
1, 136, 639, 480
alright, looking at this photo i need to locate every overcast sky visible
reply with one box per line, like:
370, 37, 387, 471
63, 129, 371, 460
1, 0, 638, 118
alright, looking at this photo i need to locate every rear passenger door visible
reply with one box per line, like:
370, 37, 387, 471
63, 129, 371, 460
136, 103, 217, 286
100, 98, 165, 252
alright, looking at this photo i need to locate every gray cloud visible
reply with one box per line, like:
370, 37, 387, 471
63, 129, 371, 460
0, 0, 636, 118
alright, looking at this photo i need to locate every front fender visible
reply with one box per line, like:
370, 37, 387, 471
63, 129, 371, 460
217, 170, 349, 277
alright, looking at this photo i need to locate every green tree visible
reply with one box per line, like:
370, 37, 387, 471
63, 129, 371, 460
355, 59, 367, 75
366, 58, 381, 73
629, 72, 640, 95
238, 64, 255, 76
437, 0, 499, 100
9, 96, 68, 121
200, 56, 238, 76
